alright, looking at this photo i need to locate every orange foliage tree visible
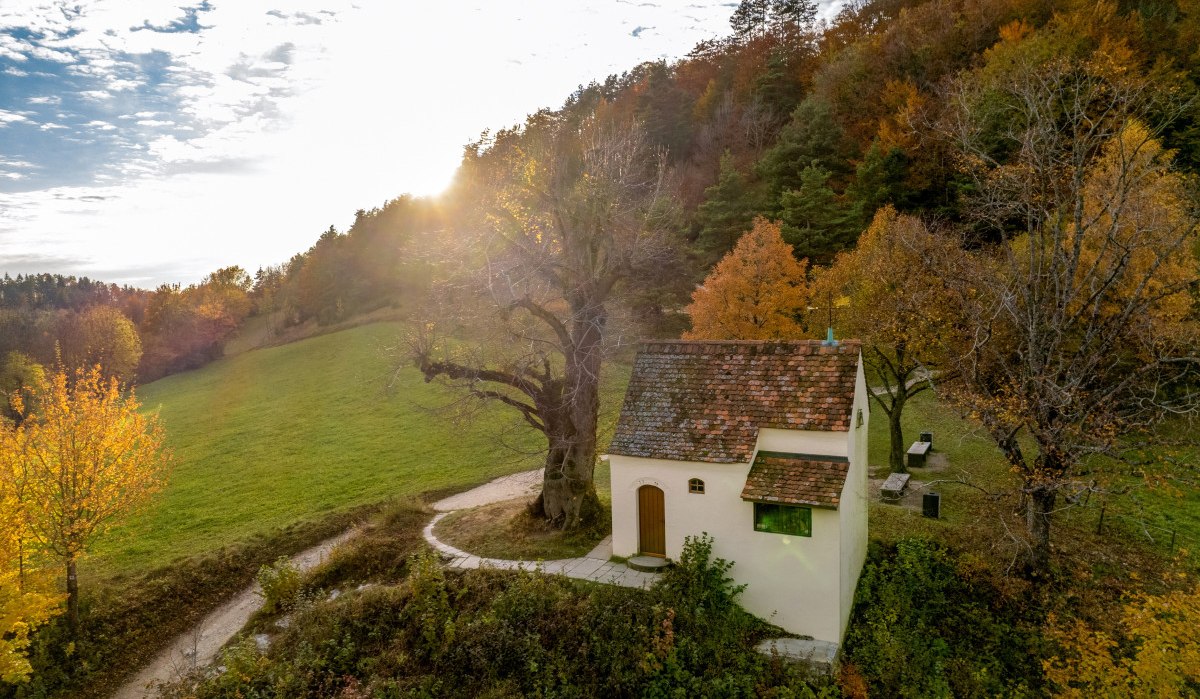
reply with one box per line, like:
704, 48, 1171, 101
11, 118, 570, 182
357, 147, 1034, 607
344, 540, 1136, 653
684, 217, 810, 340
811, 206, 960, 472
4, 365, 170, 637
1044, 583, 1200, 696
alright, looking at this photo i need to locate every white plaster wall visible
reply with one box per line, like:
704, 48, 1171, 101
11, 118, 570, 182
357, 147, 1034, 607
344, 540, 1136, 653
837, 355, 870, 640
609, 452, 846, 642
756, 428, 848, 457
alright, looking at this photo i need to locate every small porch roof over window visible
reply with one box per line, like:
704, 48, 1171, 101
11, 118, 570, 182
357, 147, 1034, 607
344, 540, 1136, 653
740, 451, 850, 509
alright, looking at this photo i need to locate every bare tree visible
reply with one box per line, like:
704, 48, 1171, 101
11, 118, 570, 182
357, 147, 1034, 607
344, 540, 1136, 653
412, 111, 674, 530
937, 52, 1200, 575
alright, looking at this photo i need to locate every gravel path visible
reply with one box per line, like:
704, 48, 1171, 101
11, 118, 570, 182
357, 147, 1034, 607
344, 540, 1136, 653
433, 468, 544, 512
425, 469, 660, 589
113, 468, 652, 698
110, 528, 360, 699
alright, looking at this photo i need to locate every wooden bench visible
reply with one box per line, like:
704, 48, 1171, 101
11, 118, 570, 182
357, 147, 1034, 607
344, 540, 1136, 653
881, 472, 910, 502
907, 441, 932, 469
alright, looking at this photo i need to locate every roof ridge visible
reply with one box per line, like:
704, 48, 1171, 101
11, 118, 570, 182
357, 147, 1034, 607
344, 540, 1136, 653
637, 339, 862, 354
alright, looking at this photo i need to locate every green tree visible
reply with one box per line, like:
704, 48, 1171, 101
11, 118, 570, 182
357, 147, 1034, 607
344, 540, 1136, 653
54, 306, 142, 382
756, 97, 855, 205
695, 151, 762, 258
0, 353, 44, 425
779, 165, 857, 264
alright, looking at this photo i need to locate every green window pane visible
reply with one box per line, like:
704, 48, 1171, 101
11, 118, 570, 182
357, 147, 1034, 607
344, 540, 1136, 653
753, 503, 812, 537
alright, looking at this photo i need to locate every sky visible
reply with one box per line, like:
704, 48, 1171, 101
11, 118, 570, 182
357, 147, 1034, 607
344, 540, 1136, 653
0, 1, 743, 287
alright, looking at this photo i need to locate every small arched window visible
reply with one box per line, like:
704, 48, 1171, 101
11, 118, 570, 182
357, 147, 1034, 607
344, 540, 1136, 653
688, 478, 705, 494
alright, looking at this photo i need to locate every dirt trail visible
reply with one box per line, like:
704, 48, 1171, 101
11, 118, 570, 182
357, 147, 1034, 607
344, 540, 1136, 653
110, 528, 360, 699
112, 469, 544, 697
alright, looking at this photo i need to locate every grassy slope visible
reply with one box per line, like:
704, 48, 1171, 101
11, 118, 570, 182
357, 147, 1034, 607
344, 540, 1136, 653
866, 390, 1200, 565
87, 322, 550, 578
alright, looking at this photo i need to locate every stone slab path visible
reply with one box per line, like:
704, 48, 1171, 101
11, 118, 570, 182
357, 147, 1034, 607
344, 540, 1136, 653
425, 469, 661, 590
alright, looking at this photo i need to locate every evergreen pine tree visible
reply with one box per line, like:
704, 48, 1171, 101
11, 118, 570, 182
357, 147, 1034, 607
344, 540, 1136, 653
695, 151, 762, 258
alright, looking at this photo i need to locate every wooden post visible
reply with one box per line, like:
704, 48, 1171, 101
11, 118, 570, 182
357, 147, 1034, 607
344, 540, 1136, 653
1096, 503, 1106, 535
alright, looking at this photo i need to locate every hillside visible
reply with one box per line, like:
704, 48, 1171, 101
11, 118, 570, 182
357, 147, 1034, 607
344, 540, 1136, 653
87, 321, 548, 577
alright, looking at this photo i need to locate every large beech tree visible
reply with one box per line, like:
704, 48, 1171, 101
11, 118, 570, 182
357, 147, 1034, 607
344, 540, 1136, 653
413, 110, 673, 530
938, 39, 1200, 575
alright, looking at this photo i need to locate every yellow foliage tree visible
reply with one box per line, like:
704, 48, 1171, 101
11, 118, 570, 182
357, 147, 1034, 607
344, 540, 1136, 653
0, 423, 63, 683
684, 218, 811, 340
1044, 584, 1200, 696
811, 206, 960, 472
5, 365, 170, 637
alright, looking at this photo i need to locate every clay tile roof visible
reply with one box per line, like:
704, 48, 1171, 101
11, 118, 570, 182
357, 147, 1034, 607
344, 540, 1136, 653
609, 339, 861, 463
741, 451, 850, 508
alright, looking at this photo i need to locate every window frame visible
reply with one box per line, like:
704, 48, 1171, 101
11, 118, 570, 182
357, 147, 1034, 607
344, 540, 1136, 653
752, 502, 812, 537
688, 477, 705, 494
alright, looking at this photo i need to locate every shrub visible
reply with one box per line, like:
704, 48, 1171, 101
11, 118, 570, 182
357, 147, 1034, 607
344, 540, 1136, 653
842, 538, 1044, 698
171, 562, 836, 698
654, 532, 746, 618
256, 557, 302, 615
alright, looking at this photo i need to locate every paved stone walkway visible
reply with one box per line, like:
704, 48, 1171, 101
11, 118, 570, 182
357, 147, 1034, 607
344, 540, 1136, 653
424, 470, 660, 589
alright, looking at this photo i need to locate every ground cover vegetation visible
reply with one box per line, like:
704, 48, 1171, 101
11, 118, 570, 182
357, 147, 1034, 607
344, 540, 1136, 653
5, 0, 1200, 694
167, 534, 838, 698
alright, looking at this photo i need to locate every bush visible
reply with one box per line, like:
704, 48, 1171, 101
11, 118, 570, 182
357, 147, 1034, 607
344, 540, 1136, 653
256, 557, 302, 614
842, 539, 1044, 698
655, 532, 747, 618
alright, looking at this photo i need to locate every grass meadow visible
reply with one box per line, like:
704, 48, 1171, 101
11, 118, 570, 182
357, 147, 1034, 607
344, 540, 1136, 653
89, 322, 537, 578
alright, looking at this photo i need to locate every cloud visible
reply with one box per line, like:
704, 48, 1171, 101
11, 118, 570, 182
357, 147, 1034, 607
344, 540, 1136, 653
131, 1, 213, 34
265, 9, 328, 26
77, 89, 112, 102
27, 95, 61, 105
0, 109, 29, 125
631, 25, 654, 37
0, 252, 88, 271
39, 122, 67, 130
28, 44, 74, 63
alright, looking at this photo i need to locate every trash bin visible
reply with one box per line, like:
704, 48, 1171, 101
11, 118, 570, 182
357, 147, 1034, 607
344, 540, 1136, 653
919, 431, 933, 448
923, 492, 941, 519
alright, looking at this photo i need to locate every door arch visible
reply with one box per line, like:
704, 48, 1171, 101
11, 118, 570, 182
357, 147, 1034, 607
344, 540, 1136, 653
637, 484, 666, 557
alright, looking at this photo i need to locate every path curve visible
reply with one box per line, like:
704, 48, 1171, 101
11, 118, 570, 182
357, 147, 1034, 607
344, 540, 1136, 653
113, 468, 656, 698
425, 469, 660, 589
111, 527, 361, 699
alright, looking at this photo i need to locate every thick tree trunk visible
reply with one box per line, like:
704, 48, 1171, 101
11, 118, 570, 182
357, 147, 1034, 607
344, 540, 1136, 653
888, 389, 907, 473
66, 555, 79, 638
537, 298, 605, 530
1025, 487, 1055, 578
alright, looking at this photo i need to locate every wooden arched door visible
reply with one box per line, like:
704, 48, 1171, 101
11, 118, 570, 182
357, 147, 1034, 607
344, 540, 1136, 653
637, 485, 666, 557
